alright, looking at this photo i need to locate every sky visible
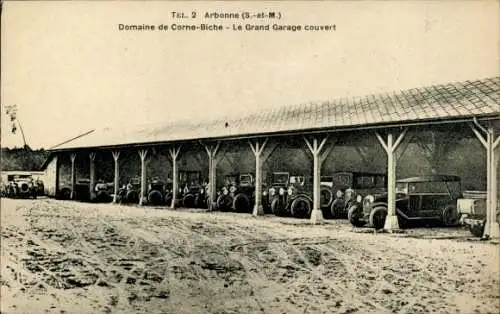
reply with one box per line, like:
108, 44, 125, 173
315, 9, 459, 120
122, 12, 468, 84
1, 0, 499, 149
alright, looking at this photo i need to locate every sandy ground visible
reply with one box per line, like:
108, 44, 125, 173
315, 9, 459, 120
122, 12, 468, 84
1, 198, 499, 314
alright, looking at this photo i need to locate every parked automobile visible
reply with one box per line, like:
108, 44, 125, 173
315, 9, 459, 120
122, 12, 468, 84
5, 176, 37, 199
266, 171, 291, 216
117, 177, 141, 204
327, 172, 387, 218
232, 173, 256, 213
179, 171, 205, 208
147, 177, 167, 206
348, 175, 462, 229
57, 178, 90, 201
285, 175, 313, 218
457, 190, 491, 237
94, 179, 113, 202
216, 174, 239, 211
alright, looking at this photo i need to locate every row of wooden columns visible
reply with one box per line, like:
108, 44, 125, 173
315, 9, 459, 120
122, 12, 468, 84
65, 123, 499, 237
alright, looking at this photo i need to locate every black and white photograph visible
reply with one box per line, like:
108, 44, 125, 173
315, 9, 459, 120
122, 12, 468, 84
1, 1, 499, 313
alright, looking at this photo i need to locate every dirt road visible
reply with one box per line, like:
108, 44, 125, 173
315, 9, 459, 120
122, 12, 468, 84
1, 198, 499, 314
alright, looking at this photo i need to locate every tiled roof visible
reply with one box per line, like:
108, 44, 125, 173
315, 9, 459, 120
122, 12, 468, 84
50, 77, 500, 151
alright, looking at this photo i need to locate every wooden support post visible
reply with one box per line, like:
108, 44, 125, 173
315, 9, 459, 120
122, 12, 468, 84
249, 138, 270, 216
304, 135, 333, 224
112, 151, 120, 203
70, 153, 76, 200
169, 145, 182, 209
138, 149, 148, 206
470, 121, 500, 238
201, 141, 221, 210
89, 152, 96, 201
375, 128, 408, 231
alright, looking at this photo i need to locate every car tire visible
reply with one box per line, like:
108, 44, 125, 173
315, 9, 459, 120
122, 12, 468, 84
331, 198, 346, 218
233, 193, 250, 213
148, 190, 164, 206
442, 205, 459, 226
183, 193, 196, 208
125, 190, 139, 204
348, 204, 365, 227
216, 194, 233, 211
290, 196, 311, 219
369, 206, 387, 230
469, 221, 486, 237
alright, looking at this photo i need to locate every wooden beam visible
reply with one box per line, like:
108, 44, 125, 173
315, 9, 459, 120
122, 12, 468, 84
70, 153, 76, 200
375, 132, 389, 153
169, 145, 181, 209
249, 138, 269, 216
138, 149, 148, 206
89, 152, 96, 201
469, 123, 488, 149
112, 151, 120, 203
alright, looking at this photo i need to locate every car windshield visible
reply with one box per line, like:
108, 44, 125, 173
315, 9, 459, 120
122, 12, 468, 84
332, 173, 353, 187
354, 175, 386, 189
240, 174, 253, 183
289, 176, 306, 186
403, 180, 461, 196
273, 173, 289, 184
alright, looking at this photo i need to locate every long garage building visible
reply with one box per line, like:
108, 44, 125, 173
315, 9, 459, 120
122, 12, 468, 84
40, 77, 500, 237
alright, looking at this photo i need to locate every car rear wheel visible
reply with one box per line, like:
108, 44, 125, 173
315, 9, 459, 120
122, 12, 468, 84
442, 205, 459, 226
348, 204, 365, 227
233, 193, 250, 213
369, 206, 387, 230
290, 197, 311, 219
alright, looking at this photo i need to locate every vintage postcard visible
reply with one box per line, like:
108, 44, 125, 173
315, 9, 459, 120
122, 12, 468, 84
1, 1, 499, 313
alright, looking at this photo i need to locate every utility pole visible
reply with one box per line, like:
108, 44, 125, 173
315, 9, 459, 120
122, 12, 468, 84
4, 104, 28, 148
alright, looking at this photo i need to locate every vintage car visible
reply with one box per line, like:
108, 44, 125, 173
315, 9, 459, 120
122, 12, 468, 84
348, 175, 462, 229
179, 171, 205, 208
285, 175, 314, 218
457, 190, 491, 237
146, 177, 167, 206
116, 177, 141, 204
57, 178, 91, 201
217, 173, 256, 213
327, 171, 387, 218
266, 171, 291, 216
93, 180, 113, 203
5, 176, 38, 199
216, 174, 240, 211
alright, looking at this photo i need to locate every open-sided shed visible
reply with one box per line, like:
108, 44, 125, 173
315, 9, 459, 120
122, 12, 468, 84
41, 77, 500, 237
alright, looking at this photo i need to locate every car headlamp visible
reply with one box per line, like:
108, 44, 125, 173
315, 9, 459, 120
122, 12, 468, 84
364, 195, 375, 203
229, 186, 237, 193
356, 194, 362, 203
279, 188, 285, 196
336, 190, 344, 198
222, 187, 229, 195
178, 188, 183, 193
262, 190, 267, 196
200, 188, 204, 194
269, 188, 276, 196
287, 187, 293, 196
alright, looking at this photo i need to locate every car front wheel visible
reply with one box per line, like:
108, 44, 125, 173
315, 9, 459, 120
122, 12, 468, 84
348, 204, 365, 227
